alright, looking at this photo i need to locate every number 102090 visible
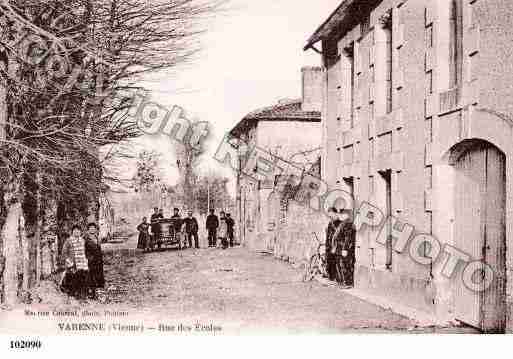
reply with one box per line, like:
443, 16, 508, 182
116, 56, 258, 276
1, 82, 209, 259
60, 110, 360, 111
9, 339, 42, 350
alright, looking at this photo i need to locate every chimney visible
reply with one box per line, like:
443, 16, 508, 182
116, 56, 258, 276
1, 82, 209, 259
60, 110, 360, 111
301, 66, 324, 112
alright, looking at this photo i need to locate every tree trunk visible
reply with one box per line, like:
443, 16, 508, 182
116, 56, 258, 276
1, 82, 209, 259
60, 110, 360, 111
34, 171, 43, 284
2, 200, 22, 306
41, 196, 58, 278
19, 213, 29, 294
86, 149, 101, 242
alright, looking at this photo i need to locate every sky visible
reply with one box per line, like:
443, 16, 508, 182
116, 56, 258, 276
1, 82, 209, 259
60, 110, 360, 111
128, 0, 341, 193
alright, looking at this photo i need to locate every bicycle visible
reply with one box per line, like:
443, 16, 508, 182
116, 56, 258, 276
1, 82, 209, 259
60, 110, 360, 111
302, 232, 328, 282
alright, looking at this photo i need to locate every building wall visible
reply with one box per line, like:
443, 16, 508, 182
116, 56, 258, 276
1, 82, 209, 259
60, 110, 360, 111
257, 120, 321, 250
301, 67, 325, 112
257, 121, 321, 160
237, 125, 259, 249
240, 120, 322, 251
321, 0, 513, 328
431, 0, 513, 329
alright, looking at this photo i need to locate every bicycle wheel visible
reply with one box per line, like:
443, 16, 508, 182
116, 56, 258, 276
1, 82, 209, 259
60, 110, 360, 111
319, 254, 328, 277
303, 255, 318, 282
310, 255, 322, 278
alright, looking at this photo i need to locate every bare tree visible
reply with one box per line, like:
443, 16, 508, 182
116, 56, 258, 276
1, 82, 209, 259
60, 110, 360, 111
194, 173, 233, 215
131, 150, 162, 193
174, 123, 205, 208
0, 0, 223, 304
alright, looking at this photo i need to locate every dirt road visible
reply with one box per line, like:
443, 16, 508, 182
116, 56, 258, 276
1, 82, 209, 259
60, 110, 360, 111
101, 236, 419, 334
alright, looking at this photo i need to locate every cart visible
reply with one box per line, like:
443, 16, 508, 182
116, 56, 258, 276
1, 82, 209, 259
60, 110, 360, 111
150, 218, 184, 250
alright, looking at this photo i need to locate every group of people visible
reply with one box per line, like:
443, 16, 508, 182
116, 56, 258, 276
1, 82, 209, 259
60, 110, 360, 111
206, 209, 235, 249
60, 222, 105, 300
325, 207, 356, 288
56, 205, 353, 300
136, 207, 236, 251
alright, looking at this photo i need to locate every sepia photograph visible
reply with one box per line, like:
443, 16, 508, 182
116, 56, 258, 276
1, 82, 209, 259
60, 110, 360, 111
0, 0, 512, 355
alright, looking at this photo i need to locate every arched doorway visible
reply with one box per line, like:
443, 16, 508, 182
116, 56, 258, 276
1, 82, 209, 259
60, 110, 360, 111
451, 139, 507, 332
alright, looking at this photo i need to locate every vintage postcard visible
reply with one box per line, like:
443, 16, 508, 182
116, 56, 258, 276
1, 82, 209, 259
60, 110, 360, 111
0, 0, 512, 353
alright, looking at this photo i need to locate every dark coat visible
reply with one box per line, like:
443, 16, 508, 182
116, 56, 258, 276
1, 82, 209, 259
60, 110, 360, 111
85, 238, 105, 289
171, 214, 183, 232
184, 217, 199, 233
332, 221, 356, 258
137, 222, 150, 249
226, 217, 235, 233
150, 213, 163, 233
206, 214, 219, 230
325, 219, 340, 253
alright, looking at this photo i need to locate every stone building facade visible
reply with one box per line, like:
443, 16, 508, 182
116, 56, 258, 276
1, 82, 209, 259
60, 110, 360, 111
305, 0, 513, 332
229, 68, 323, 252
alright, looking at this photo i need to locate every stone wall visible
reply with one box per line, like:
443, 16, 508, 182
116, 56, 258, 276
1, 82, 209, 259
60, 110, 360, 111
245, 195, 327, 269
273, 202, 326, 266
315, 0, 513, 330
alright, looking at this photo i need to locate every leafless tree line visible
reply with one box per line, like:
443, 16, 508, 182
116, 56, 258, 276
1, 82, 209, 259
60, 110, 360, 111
0, 0, 222, 305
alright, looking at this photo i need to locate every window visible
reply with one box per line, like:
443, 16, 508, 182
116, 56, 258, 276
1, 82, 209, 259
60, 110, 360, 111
380, 11, 393, 113
422, 212, 434, 260
425, 117, 433, 142
425, 24, 433, 48
448, 0, 459, 88
350, 47, 356, 127
469, 52, 479, 81
385, 27, 393, 113
425, 166, 433, 189
343, 44, 356, 128
343, 145, 354, 165
344, 177, 355, 200
426, 70, 433, 94
440, 0, 462, 92
379, 170, 393, 270
469, 1, 478, 28
378, 132, 393, 155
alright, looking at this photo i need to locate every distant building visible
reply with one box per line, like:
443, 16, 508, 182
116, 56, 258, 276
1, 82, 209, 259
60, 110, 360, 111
229, 68, 323, 250
305, 0, 513, 332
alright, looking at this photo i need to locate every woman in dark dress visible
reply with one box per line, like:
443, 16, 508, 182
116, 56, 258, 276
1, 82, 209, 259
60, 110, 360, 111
137, 217, 151, 251
85, 223, 105, 297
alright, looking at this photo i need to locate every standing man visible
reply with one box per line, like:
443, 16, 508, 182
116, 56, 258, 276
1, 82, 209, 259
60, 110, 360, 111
333, 209, 356, 288
218, 211, 229, 249
84, 222, 105, 299
325, 207, 340, 281
150, 207, 163, 248
226, 213, 235, 247
171, 208, 183, 248
150, 207, 161, 223
206, 209, 219, 248
184, 211, 199, 249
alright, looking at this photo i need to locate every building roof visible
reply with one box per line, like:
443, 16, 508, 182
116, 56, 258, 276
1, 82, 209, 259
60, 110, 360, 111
230, 99, 321, 138
304, 0, 380, 51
